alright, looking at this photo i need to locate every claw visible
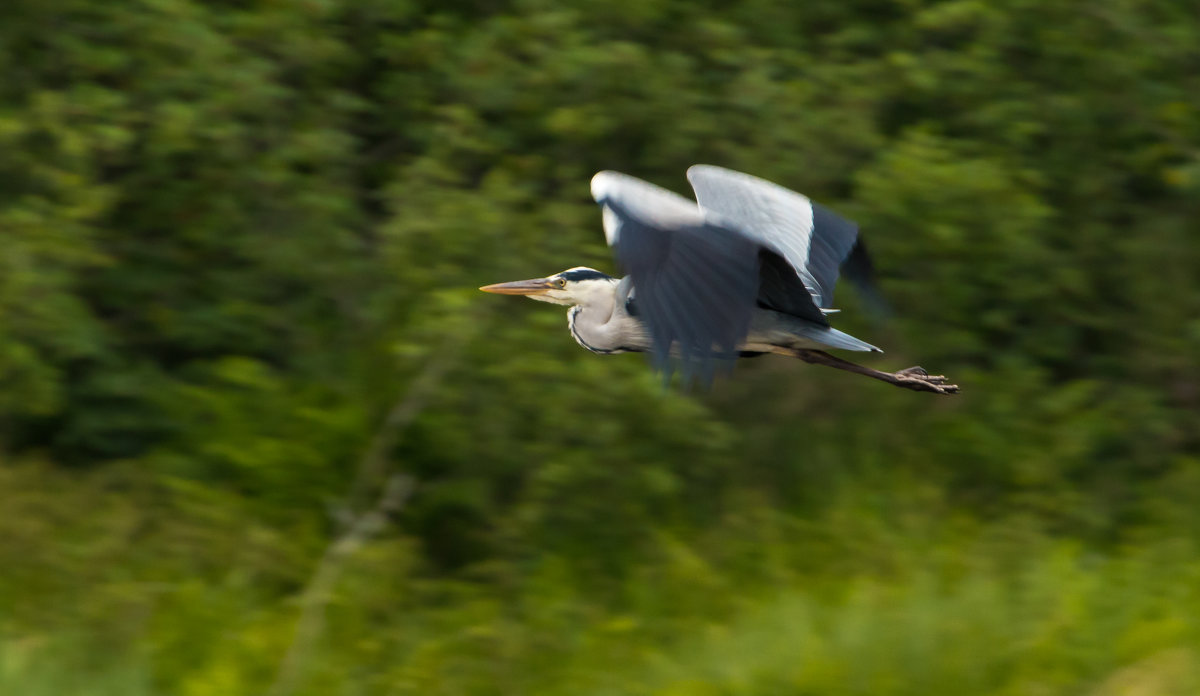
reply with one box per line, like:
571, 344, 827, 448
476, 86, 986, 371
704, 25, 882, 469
893, 366, 959, 395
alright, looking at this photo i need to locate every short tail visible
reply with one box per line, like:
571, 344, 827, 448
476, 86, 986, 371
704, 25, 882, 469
798, 325, 882, 352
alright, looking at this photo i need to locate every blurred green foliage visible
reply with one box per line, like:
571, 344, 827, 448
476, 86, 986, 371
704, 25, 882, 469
1, 0, 1198, 694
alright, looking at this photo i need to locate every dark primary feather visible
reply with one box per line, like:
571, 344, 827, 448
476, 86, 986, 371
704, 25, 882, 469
807, 202, 860, 307
838, 238, 891, 317
756, 249, 828, 325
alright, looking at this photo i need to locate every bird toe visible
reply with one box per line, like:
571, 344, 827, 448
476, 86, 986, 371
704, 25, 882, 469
893, 367, 959, 395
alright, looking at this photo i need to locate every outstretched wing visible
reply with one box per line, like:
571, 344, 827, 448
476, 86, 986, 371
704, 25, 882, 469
686, 165, 868, 312
591, 170, 760, 377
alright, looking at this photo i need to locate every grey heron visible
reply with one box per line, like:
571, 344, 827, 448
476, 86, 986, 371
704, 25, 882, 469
481, 165, 958, 395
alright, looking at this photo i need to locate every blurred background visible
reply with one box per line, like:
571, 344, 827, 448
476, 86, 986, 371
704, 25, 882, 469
2, 0, 1199, 694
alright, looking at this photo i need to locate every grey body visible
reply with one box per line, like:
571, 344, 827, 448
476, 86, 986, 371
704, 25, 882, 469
564, 275, 879, 356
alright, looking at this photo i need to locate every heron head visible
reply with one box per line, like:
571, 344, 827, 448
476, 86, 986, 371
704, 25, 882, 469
480, 267, 615, 307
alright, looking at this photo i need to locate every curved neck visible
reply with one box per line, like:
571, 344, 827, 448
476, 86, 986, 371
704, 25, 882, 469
567, 286, 623, 354
567, 281, 651, 354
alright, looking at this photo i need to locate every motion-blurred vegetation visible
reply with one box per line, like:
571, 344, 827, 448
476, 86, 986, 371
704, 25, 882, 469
1, 0, 1198, 694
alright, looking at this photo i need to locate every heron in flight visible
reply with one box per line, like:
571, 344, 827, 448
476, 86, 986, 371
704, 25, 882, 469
481, 166, 958, 394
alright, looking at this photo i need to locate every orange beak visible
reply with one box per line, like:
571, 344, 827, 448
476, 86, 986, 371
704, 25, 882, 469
479, 278, 556, 295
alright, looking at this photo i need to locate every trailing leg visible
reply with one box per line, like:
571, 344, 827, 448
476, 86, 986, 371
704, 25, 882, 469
776, 348, 959, 395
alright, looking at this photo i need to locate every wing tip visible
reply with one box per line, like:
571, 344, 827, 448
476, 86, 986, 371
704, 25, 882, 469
685, 163, 732, 185
590, 170, 617, 202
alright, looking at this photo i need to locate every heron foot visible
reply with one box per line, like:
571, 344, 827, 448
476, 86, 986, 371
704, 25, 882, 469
893, 366, 959, 395
787, 350, 960, 395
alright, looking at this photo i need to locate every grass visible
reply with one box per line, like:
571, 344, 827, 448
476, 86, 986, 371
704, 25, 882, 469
5, 530, 1199, 696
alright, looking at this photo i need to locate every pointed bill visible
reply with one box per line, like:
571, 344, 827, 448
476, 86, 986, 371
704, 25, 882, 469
479, 278, 556, 295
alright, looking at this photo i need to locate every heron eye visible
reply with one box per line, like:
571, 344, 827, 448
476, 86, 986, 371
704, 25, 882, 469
557, 278, 567, 288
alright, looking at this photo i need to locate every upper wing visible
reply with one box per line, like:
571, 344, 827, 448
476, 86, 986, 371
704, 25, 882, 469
591, 171, 761, 377
686, 165, 862, 310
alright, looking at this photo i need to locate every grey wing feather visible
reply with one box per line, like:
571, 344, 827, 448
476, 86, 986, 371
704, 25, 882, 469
591, 171, 760, 377
686, 165, 859, 309
591, 170, 705, 244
